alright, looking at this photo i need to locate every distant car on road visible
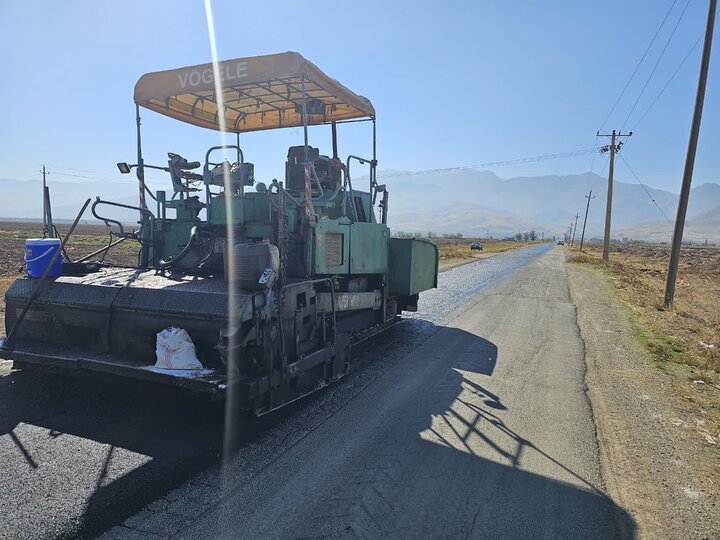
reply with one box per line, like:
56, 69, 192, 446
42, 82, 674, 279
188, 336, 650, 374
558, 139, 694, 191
471, 242, 483, 251
556, 240, 564, 245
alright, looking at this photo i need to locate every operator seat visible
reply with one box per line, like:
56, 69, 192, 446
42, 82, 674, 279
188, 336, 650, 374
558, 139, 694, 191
286, 145, 319, 190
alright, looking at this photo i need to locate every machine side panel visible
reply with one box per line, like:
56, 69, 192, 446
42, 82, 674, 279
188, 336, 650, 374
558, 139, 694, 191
314, 219, 350, 274
349, 223, 388, 274
388, 238, 438, 295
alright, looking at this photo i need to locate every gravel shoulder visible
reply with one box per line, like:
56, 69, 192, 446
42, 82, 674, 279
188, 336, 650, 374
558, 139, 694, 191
567, 262, 720, 539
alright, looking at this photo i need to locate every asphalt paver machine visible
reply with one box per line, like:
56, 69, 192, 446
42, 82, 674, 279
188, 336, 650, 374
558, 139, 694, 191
1, 52, 438, 413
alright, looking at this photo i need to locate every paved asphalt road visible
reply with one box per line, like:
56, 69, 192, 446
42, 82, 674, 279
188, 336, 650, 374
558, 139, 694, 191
1, 244, 635, 539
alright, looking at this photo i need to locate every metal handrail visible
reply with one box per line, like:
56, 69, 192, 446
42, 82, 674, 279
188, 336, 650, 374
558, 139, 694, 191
344, 155, 375, 222
91, 197, 155, 238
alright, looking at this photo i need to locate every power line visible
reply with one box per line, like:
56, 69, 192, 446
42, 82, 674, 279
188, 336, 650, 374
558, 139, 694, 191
617, 152, 673, 224
376, 147, 600, 179
47, 169, 167, 183
584, 134, 601, 194
632, 30, 705, 130
47, 171, 118, 181
47, 165, 120, 176
620, 0, 693, 130
599, 0, 679, 130
588, 152, 610, 193
11, 173, 42, 181
18, 148, 602, 186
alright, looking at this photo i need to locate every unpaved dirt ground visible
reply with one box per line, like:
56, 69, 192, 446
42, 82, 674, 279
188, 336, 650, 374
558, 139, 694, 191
0, 221, 139, 332
568, 261, 720, 539
569, 243, 720, 448
572, 243, 719, 372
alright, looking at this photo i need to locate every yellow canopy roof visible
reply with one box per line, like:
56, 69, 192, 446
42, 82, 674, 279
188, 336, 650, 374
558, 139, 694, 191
134, 52, 375, 133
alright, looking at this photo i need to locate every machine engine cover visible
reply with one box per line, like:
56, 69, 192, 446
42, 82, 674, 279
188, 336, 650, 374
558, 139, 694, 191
225, 242, 279, 290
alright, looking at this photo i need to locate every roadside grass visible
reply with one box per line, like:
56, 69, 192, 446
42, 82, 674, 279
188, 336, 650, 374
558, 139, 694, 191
630, 309, 688, 367
568, 244, 719, 374
568, 242, 720, 444
566, 252, 604, 266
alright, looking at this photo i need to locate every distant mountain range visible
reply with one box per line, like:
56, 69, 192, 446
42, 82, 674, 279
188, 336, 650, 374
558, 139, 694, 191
1, 170, 718, 242
379, 170, 720, 242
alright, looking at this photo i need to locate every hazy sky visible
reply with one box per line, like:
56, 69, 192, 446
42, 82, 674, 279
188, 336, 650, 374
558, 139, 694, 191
1, 0, 717, 199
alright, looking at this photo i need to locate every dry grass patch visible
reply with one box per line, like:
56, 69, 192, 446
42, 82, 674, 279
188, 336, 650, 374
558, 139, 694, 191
566, 252, 604, 266
571, 243, 719, 375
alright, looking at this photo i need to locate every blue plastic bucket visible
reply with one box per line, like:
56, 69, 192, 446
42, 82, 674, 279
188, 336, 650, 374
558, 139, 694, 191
25, 238, 63, 278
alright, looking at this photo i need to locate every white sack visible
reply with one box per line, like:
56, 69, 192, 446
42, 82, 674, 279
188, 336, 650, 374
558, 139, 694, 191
155, 327, 203, 370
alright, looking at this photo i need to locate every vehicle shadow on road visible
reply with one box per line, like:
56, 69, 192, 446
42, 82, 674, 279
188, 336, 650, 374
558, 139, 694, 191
192, 322, 638, 540
375, 323, 638, 539
0, 367, 242, 538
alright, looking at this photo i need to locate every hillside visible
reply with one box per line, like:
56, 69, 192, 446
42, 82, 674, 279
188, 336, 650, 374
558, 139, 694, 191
380, 171, 719, 241
1, 172, 718, 242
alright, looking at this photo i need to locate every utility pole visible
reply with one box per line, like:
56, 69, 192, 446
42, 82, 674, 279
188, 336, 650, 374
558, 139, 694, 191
665, 0, 716, 307
42, 165, 47, 235
570, 213, 580, 246
598, 129, 632, 263
579, 189, 596, 252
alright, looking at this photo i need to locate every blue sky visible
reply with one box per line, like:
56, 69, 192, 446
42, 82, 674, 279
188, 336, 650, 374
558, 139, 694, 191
0, 0, 717, 196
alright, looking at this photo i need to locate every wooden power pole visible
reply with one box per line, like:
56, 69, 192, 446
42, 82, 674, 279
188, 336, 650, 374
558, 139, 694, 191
665, 0, 716, 307
598, 130, 632, 263
570, 213, 580, 246
579, 189, 595, 252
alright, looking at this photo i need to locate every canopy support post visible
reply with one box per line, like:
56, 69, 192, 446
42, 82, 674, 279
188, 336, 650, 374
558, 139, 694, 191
371, 116, 377, 198
136, 104, 151, 267
331, 121, 338, 159
301, 75, 309, 162
136, 104, 146, 212
236, 132, 241, 163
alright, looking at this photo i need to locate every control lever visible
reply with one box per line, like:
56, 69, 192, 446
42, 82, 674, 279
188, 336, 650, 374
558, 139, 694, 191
168, 152, 200, 169
181, 172, 204, 182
